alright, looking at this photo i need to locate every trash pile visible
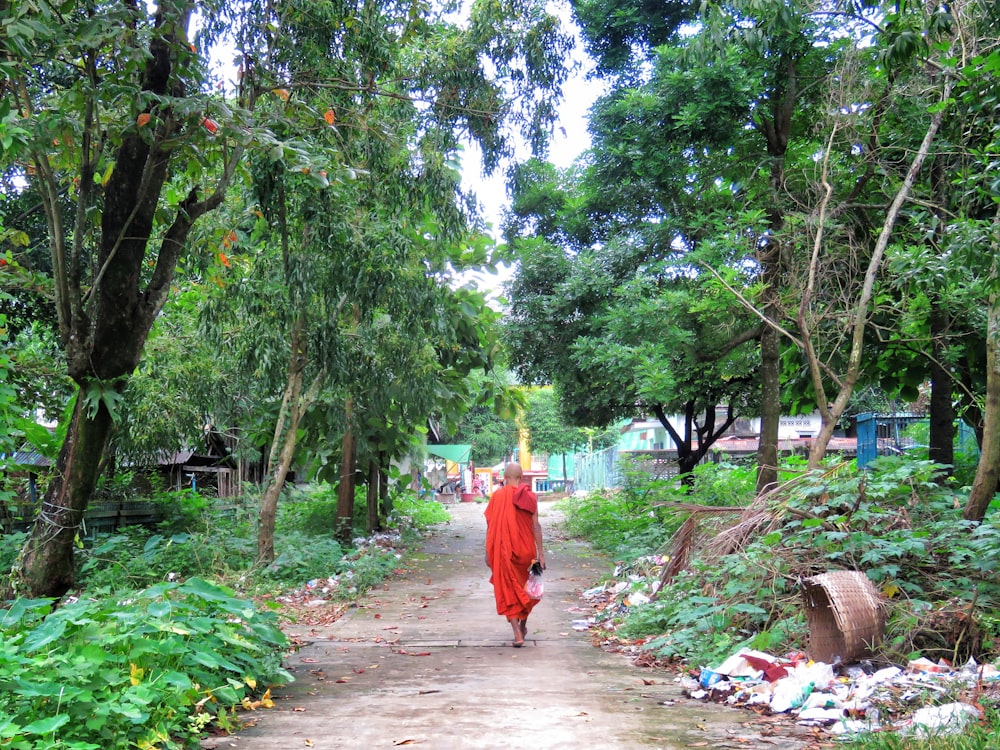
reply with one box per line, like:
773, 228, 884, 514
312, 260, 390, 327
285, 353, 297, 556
573, 562, 1000, 740
573, 556, 665, 638
265, 531, 405, 626
682, 649, 999, 738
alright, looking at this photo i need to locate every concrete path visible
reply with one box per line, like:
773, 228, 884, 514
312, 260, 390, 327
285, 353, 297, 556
205, 500, 809, 749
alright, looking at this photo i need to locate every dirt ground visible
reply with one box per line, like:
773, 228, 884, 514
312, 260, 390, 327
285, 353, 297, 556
203, 499, 819, 749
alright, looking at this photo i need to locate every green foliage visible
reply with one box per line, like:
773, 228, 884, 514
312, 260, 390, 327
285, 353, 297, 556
388, 491, 451, 531
841, 707, 1000, 750
525, 386, 589, 456
558, 490, 668, 561
560, 460, 759, 561
0, 579, 290, 750
73, 481, 426, 601
77, 526, 256, 594
257, 533, 346, 589
567, 457, 1000, 669
0, 532, 28, 579
277, 484, 341, 536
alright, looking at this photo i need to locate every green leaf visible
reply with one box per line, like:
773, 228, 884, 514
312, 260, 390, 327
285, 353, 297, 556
22, 614, 68, 652
21, 714, 70, 735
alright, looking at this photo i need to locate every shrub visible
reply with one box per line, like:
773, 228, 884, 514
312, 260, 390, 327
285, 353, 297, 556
0, 578, 291, 749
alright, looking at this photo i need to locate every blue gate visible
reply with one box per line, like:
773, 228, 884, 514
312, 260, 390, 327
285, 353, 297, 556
856, 412, 877, 469
856, 412, 927, 469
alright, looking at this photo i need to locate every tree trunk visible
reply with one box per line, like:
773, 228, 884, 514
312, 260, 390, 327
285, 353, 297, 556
803, 87, 949, 468
336, 398, 357, 543
653, 403, 736, 481
757, 323, 781, 493
257, 415, 300, 564
378, 452, 392, 519
366, 457, 379, 534
12, 395, 116, 598
964, 256, 1000, 522
928, 301, 955, 473
257, 322, 323, 564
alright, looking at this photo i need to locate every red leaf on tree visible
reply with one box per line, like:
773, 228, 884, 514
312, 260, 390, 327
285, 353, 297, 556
137, 113, 150, 127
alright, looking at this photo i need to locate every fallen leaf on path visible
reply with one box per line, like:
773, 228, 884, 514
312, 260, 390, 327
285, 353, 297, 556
642, 678, 657, 685
367, 664, 380, 669
293, 707, 307, 712
300, 657, 319, 663
686, 743, 709, 748
353, 668, 365, 674
305, 741, 314, 747
394, 739, 425, 745
336, 677, 350, 683
383, 625, 399, 630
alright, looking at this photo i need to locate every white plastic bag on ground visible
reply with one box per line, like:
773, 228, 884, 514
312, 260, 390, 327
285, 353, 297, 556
770, 675, 814, 713
903, 702, 981, 737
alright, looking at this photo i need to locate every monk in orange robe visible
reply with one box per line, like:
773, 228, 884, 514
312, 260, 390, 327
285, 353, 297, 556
484, 462, 546, 647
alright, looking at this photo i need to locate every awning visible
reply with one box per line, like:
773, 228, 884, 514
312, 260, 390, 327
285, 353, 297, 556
426, 444, 472, 463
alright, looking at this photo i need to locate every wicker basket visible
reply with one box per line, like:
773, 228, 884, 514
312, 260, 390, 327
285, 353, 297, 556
801, 571, 885, 664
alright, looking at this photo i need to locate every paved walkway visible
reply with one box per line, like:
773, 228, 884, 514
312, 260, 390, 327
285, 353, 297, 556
205, 500, 808, 749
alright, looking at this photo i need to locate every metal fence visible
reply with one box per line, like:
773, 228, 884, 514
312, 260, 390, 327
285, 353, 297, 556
574, 448, 681, 491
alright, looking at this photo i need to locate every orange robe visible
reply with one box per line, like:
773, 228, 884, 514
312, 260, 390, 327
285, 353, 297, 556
484, 484, 539, 619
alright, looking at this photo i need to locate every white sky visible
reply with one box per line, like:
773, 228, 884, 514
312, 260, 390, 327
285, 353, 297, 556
458, 9, 602, 298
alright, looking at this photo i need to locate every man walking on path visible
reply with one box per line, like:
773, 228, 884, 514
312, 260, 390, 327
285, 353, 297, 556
484, 462, 545, 646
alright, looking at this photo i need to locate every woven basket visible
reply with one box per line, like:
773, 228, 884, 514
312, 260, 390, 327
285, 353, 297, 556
801, 571, 885, 664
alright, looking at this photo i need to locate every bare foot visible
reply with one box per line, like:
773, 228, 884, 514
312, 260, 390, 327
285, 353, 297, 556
510, 619, 524, 647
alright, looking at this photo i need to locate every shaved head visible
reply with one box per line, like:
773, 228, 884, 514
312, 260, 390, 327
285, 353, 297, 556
503, 462, 523, 483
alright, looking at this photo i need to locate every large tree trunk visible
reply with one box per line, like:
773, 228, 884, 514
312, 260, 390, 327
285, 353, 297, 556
13, 396, 116, 598
964, 249, 1000, 522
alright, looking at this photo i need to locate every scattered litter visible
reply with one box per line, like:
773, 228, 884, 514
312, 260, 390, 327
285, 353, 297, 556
681, 648, 998, 739
903, 701, 981, 737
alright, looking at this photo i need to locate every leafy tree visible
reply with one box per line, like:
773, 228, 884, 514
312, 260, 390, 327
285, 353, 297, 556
1, 0, 263, 597
505, 233, 759, 480
524, 386, 587, 483
1, 0, 572, 587
445, 371, 521, 467
509, 0, 847, 491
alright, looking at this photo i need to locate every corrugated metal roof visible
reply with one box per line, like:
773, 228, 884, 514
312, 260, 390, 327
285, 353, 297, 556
10, 449, 51, 468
